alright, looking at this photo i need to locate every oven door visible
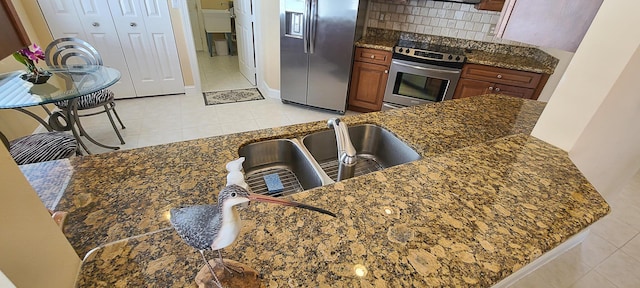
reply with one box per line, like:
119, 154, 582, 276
383, 59, 461, 107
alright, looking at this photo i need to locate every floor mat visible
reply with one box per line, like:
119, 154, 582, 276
203, 88, 263, 105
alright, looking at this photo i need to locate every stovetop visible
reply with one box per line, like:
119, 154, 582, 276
397, 39, 467, 56
394, 40, 466, 68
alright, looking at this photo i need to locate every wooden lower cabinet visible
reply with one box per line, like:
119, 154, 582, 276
454, 78, 535, 99
348, 47, 392, 112
492, 83, 535, 99
453, 78, 492, 99
453, 64, 548, 100
348, 61, 389, 112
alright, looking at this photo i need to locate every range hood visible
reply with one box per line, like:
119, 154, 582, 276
432, 0, 482, 4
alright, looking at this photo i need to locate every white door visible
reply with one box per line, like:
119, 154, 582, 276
187, 0, 204, 51
37, 0, 137, 98
108, 0, 184, 97
233, 0, 256, 85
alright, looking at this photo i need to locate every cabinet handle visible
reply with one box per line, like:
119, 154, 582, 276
130, 22, 137, 27
384, 70, 388, 74
495, 88, 501, 92
92, 22, 100, 27
488, 87, 494, 91
497, 74, 503, 79
370, 55, 375, 59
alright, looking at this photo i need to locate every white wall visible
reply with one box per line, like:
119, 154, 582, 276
532, 0, 640, 151
569, 45, 640, 197
532, 0, 640, 197
536, 47, 574, 102
255, 0, 281, 97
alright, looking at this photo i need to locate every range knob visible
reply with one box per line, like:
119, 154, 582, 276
455, 56, 461, 61
404, 48, 410, 53
448, 55, 453, 60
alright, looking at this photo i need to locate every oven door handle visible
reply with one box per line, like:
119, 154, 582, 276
382, 102, 406, 110
391, 60, 461, 74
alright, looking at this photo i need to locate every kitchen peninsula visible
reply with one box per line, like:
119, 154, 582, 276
47, 95, 608, 286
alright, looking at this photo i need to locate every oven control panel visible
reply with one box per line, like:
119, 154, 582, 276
395, 46, 465, 63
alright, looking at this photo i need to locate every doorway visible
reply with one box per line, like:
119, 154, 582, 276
187, 0, 255, 93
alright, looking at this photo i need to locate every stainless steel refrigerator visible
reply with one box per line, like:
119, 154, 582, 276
280, 0, 368, 114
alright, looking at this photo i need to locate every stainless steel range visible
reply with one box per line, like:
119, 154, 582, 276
382, 40, 466, 110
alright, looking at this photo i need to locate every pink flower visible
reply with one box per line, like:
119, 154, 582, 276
13, 43, 45, 74
22, 44, 45, 63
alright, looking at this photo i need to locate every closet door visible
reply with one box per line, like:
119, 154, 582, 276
108, 0, 184, 97
37, 0, 137, 98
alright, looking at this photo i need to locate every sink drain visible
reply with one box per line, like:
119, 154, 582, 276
318, 155, 384, 181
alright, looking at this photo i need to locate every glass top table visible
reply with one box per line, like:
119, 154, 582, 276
0, 65, 122, 154
0, 65, 120, 109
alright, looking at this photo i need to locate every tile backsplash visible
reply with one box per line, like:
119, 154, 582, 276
366, 0, 522, 45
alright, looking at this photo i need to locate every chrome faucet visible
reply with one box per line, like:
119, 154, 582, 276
327, 118, 357, 181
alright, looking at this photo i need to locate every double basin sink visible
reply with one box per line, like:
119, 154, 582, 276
238, 124, 421, 196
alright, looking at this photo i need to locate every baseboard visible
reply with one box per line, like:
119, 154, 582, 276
491, 229, 590, 287
184, 86, 198, 96
258, 81, 280, 100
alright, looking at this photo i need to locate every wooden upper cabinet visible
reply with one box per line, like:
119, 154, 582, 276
0, 0, 29, 59
475, 0, 505, 12
496, 0, 603, 52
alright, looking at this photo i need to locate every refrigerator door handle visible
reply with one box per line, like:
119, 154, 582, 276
303, 0, 311, 54
309, 0, 317, 54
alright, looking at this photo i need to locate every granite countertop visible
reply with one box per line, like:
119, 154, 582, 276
355, 29, 558, 74
355, 35, 397, 52
464, 50, 555, 74
51, 95, 609, 287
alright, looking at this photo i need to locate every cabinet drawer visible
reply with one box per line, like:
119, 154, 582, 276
492, 83, 535, 99
461, 64, 542, 89
354, 47, 392, 66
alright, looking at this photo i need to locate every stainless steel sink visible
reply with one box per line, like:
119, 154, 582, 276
239, 124, 420, 196
302, 124, 421, 181
238, 139, 327, 197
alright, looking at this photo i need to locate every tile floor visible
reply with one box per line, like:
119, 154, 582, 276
52, 55, 640, 287
71, 52, 357, 154
197, 51, 255, 92
511, 171, 640, 288
74, 91, 354, 154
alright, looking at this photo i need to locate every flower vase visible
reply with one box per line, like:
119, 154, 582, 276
21, 70, 52, 84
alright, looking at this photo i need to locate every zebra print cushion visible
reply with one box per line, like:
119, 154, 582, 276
10, 132, 77, 165
55, 89, 115, 110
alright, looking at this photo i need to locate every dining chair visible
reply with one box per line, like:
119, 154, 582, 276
1, 131, 78, 165
44, 37, 126, 145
